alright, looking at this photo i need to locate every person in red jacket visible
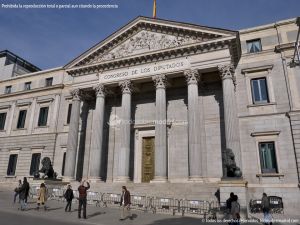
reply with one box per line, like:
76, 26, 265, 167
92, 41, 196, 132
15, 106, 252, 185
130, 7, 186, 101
119, 186, 132, 221
77, 180, 90, 219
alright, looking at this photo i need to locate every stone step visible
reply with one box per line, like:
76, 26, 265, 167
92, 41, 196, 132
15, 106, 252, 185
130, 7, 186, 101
70, 181, 220, 201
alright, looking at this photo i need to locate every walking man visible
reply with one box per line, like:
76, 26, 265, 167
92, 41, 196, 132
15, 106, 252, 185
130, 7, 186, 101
262, 193, 272, 225
119, 186, 132, 221
13, 180, 22, 203
78, 180, 90, 219
64, 184, 74, 212
18, 177, 30, 211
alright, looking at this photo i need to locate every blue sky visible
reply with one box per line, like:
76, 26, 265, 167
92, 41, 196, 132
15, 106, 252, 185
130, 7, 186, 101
0, 0, 299, 69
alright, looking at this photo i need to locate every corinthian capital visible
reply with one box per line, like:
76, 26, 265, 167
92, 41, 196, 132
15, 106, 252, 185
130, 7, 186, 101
152, 74, 167, 89
70, 89, 81, 100
119, 80, 132, 94
218, 64, 235, 80
184, 69, 199, 85
93, 84, 106, 97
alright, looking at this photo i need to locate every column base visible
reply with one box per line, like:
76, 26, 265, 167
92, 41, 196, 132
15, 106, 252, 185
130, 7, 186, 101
62, 176, 75, 182
88, 177, 104, 183
150, 176, 168, 183
114, 176, 131, 183
188, 176, 205, 183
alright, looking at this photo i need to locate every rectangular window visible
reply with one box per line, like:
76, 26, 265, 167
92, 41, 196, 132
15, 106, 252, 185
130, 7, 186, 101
17, 110, 27, 129
38, 107, 49, 127
61, 152, 66, 176
45, 77, 53, 87
7, 154, 18, 176
0, 112, 7, 130
251, 78, 269, 104
5, 86, 12, 94
29, 153, 41, 176
259, 142, 278, 173
24, 82, 31, 90
246, 39, 262, 53
67, 104, 72, 124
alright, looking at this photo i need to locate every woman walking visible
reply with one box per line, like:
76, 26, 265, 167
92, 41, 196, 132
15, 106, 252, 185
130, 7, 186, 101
36, 183, 48, 211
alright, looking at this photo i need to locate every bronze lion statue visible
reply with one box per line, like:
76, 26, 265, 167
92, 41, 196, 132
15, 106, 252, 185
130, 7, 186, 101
36, 157, 57, 179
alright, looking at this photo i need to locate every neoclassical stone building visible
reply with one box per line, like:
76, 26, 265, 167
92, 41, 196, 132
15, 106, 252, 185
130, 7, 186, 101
0, 16, 299, 215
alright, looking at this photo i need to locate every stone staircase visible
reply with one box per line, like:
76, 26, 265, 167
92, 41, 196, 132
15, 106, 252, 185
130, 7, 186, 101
70, 181, 220, 201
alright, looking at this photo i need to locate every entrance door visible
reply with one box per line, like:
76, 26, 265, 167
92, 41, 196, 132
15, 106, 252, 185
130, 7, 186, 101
142, 137, 155, 183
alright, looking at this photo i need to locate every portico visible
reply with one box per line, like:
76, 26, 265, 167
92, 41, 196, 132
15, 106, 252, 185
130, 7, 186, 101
62, 16, 242, 183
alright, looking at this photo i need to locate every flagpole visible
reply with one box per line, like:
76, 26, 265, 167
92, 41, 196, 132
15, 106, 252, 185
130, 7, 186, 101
153, 0, 156, 18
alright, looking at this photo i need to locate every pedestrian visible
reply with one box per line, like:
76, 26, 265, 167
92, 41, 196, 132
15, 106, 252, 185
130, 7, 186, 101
230, 195, 240, 225
18, 177, 30, 211
78, 180, 90, 219
13, 180, 22, 204
36, 183, 48, 211
226, 192, 234, 212
262, 193, 272, 225
119, 186, 132, 221
64, 184, 74, 212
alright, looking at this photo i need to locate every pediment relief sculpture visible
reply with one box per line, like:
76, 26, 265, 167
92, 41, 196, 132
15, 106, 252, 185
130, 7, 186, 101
86, 30, 213, 65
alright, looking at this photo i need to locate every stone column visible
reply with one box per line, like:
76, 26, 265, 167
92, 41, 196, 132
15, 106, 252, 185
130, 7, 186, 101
89, 84, 106, 182
117, 80, 132, 182
152, 74, 168, 182
184, 69, 206, 180
218, 64, 242, 173
64, 89, 81, 181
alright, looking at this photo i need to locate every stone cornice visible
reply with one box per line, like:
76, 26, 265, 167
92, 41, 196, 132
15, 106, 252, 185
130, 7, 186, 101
67, 36, 236, 77
0, 84, 64, 99
241, 65, 273, 74
274, 42, 295, 53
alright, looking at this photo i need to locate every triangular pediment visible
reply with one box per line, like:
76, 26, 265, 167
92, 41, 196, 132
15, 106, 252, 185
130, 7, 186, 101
65, 16, 237, 70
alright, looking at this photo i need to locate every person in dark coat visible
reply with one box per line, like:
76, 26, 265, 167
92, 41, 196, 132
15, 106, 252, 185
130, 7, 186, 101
77, 180, 90, 219
226, 192, 235, 212
119, 186, 132, 221
64, 184, 74, 212
262, 193, 272, 225
13, 180, 22, 203
18, 177, 30, 211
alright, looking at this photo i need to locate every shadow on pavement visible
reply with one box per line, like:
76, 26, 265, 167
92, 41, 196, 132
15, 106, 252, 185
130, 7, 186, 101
87, 211, 106, 219
47, 207, 64, 211
145, 217, 205, 225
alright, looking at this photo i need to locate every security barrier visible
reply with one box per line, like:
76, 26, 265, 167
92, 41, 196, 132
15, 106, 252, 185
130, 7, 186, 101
32, 186, 237, 218
179, 199, 210, 218
50, 188, 65, 201
102, 193, 121, 208
130, 195, 150, 212
150, 197, 180, 215
249, 196, 284, 214
29, 185, 40, 198
87, 191, 102, 206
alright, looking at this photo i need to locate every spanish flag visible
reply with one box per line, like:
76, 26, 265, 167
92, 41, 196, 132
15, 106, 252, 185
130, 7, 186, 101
153, 0, 157, 18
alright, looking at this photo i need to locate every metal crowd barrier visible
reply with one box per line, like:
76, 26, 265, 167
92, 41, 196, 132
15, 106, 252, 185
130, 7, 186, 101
130, 195, 150, 212
269, 196, 284, 214
87, 191, 102, 206
50, 188, 65, 201
249, 196, 284, 214
150, 197, 180, 215
180, 199, 210, 218
29, 186, 40, 198
73, 190, 79, 203
102, 193, 121, 208
34, 186, 228, 218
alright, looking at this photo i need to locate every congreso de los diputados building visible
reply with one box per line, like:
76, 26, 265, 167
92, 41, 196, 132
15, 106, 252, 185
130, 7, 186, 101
0, 16, 300, 216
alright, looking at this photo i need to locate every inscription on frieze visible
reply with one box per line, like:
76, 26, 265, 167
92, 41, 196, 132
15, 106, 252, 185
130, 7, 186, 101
99, 59, 190, 83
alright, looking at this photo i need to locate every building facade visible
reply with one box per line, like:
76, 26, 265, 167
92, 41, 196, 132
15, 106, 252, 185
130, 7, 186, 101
0, 16, 299, 215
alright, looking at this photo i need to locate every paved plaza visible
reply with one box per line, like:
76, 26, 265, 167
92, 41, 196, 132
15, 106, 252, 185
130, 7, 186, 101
1, 187, 299, 225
